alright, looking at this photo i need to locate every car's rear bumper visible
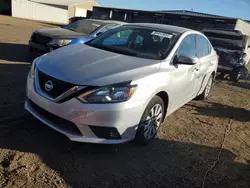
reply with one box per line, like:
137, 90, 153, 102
25, 76, 146, 144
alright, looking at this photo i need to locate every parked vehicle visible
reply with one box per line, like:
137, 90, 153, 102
202, 29, 250, 81
25, 23, 218, 144
69, 17, 86, 24
29, 19, 124, 53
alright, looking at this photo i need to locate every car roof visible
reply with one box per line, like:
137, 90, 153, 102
85, 19, 125, 25
122, 23, 193, 34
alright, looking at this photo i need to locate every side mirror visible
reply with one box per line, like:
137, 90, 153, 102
174, 55, 199, 65
96, 32, 103, 37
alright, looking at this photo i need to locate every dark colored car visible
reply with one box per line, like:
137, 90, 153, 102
202, 29, 250, 82
29, 19, 124, 53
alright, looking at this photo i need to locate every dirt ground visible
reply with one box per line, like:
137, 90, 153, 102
0, 15, 250, 188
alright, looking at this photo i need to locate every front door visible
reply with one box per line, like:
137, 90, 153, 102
195, 35, 213, 94
170, 34, 200, 107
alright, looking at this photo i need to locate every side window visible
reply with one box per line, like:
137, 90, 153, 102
101, 24, 118, 33
196, 35, 210, 58
119, 30, 132, 38
134, 35, 143, 45
177, 35, 196, 57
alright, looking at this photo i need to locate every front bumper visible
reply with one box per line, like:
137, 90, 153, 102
29, 41, 60, 53
25, 76, 145, 144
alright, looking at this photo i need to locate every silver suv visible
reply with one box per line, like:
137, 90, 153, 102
25, 23, 218, 144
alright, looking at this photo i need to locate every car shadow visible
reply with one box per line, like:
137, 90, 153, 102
186, 102, 250, 122
229, 74, 250, 90
231, 81, 250, 90
0, 42, 38, 63
0, 63, 31, 120
0, 120, 249, 188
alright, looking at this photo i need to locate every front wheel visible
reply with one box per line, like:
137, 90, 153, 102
135, 96, 164, 145
230, 70, 241, 82
196, 74, 213, 100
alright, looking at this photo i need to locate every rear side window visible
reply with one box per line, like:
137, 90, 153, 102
177, 35, 196, 57
196, 35, 211, 58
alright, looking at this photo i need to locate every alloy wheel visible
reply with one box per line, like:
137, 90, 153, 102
205, 77, 213, 98
144, 104, 163, 139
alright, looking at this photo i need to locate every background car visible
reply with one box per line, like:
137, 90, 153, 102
25, 23, 218, 144
202, 28, 250, 82
29, 19, 124, 53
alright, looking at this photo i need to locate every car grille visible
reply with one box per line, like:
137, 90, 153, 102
89, 126, 121, 140
28, 99, 82, 136
37, 70, 75, 99
31, 33, 52, 45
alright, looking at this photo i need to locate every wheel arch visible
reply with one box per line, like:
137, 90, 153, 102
156, 91, 169, 122
212, 71, 216, 80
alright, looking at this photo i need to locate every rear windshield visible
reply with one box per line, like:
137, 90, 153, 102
64, 20, 103, 34
87, 26, 179, 60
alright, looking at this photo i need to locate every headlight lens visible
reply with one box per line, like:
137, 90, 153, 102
78, 85, 137, 103
47, 39, 72, 46
28, 54, 47, 78
29, 58, 38, 79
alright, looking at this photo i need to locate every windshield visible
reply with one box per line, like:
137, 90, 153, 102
86, 26, 178, 60
64, 20, 102, 34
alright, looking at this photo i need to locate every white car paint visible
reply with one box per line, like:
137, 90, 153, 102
25, 24, 218, 144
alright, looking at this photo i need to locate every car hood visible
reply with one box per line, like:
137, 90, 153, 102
37, 44, 161, 86
37, 28, 88, 39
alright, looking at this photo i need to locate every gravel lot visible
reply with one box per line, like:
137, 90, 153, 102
0, 15, 250, 188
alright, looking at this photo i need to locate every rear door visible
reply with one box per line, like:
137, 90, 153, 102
195, 34, 215, 95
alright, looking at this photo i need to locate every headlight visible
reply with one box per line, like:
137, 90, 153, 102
47, 39, 72, 46
78, 85, 137, 103
29, 58, 38, 79
28, 54, 46, 78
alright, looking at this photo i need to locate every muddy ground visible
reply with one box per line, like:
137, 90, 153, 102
0, 15, 250, 188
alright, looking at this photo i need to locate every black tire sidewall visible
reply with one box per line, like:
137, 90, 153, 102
135, 96, 165, 144
231, 70, 241, 82
196, 74, 213, 100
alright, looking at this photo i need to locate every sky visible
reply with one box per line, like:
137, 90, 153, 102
97, 0, 250, 20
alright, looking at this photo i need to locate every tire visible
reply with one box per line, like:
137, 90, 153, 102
230, 70, 241, 82
135, 96, 165, 145
196, 74, 213, 100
